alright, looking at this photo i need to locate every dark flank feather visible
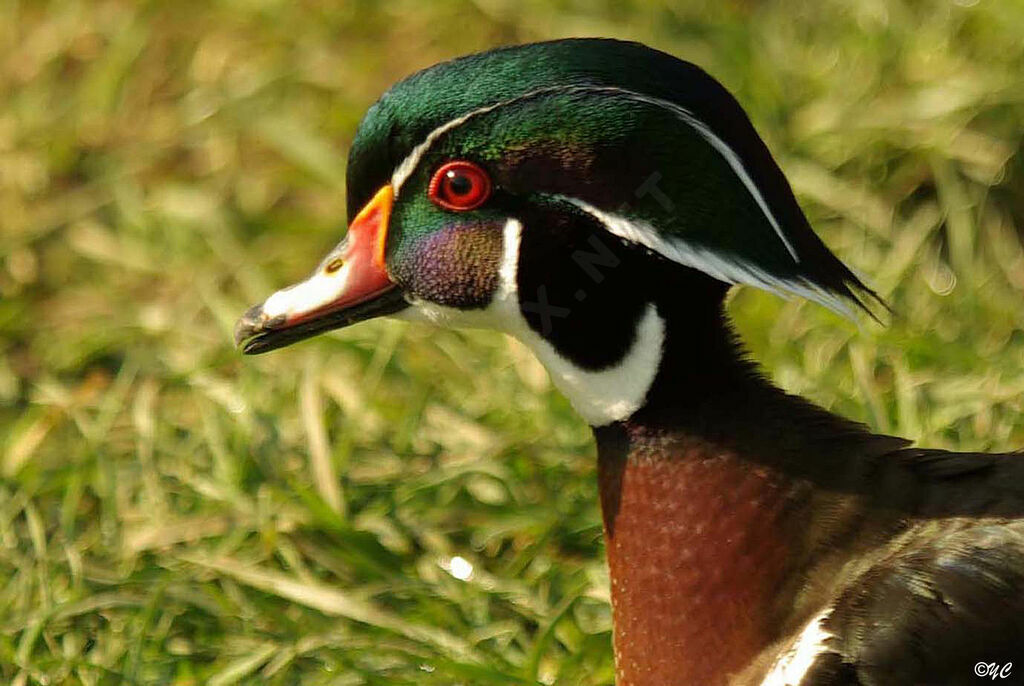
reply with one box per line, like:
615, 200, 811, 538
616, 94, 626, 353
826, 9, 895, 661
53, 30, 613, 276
805, 523, 1024, 686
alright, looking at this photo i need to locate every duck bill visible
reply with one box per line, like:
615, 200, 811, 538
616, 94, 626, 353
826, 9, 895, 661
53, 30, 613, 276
234, 185, 407, 355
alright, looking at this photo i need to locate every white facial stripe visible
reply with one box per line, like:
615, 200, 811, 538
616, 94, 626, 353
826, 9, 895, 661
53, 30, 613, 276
616, 89, 800, 262
389, 84, 798, 263
561, 198, 855, 318
390, 103, 496, 197
492, 219, 665, 426
397, 218, 664, 426
391, 87, 568, 196
761, 609, 833, 686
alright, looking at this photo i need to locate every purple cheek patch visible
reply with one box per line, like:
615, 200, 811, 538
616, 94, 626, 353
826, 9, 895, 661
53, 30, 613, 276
395, 223, 504, 309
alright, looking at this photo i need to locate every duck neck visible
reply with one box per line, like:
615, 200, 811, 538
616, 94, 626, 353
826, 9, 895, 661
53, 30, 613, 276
592, 289, 874, 686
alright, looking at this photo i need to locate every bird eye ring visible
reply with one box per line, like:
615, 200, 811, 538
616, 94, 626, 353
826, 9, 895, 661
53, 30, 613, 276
428, 161, 492, 211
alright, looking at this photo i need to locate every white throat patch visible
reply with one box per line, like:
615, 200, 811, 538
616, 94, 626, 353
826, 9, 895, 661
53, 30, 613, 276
398, 218, 665, 426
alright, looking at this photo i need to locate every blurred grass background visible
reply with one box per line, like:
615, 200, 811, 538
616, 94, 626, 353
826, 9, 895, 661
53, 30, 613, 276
1, 0, 1023, 683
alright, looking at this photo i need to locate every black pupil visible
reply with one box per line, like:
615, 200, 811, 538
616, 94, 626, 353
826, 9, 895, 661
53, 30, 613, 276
446, 171, 473, 197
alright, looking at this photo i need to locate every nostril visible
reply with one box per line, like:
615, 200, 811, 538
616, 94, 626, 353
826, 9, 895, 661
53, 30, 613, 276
325, 258, 345, 273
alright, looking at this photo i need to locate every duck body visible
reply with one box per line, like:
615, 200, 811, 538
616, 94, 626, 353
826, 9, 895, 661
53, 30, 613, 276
593, 288, 1024, 684
235, 39, 1024, 684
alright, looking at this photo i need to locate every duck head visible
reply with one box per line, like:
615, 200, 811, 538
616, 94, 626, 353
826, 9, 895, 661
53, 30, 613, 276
235, 38, 875, 426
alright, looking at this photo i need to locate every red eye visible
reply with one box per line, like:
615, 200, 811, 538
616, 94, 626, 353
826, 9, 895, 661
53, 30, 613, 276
428, 161, 492, 211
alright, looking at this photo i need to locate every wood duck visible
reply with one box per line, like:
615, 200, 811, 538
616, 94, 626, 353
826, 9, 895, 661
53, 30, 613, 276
234, 39, 1024, 686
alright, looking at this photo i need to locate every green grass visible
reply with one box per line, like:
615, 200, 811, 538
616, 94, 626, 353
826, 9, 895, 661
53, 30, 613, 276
2, 0, 1023, 683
